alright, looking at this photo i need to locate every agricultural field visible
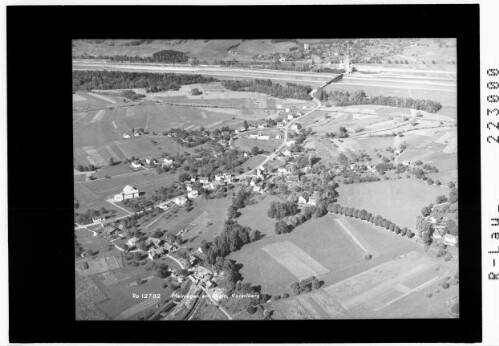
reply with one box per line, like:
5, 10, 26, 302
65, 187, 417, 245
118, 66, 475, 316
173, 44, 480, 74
229, 214, 417, 295
232, 137, 281, 153
237, 194, 287, 236
337, 179, 449, 229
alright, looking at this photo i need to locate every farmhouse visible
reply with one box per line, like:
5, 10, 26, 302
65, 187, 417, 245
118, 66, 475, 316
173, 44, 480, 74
157, 201, 171, 210
444, 234, 458, 247
146, 157, 158, 166
258, 135, 270, 140
287, 114, 294, 120
188, 190, 199, 199
199, 177, 209, 184
174, 196, 188, 206
131, 160, 142, 169
126, 237, 138, 248
203, 182, 215, 191
277, 168, 288, 175
92, 216, 106, 224
148, 247, 165, 261
248, 134, 259, 139
123, 133, 131, 139
163, 158, 173, 166
103, 226, 118, 236
276, 134, 282, 139
146, 237, 162, 247
114, 185, 140, 202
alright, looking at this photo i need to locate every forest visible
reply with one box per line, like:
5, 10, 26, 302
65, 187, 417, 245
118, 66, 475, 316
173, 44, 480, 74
317, 89, 443, 113
72, 70, 216, 91
222, 79, 312, 100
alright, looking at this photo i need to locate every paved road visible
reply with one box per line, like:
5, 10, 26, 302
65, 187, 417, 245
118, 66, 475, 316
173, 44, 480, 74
237, 85, 324, 179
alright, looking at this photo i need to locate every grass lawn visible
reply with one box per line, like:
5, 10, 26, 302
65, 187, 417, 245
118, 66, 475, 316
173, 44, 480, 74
237, 194, 286, 236
337, 178, 448, 229
76, 228, 113, 254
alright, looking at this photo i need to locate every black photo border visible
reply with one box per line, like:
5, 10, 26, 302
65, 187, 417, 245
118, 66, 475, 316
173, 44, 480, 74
7, 4, 481, 343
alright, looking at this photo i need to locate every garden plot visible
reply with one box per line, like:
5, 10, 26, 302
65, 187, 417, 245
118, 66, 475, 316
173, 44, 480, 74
82, 146, 108, 167
261, 241, 329, 280
76, 255, 121, 277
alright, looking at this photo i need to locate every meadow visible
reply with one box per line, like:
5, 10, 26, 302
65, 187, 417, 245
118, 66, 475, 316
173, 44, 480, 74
337, 179, 448, 229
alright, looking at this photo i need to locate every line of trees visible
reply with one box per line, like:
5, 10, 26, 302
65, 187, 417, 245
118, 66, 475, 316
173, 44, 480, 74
202, 219, 259, 265
320, 89, 443, 113
327, 203, 415, 238
72, 70, 216, 92
221, 79, 313, 100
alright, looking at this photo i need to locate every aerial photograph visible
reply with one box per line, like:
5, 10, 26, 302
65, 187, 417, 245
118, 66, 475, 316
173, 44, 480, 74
73, 39, 459, 321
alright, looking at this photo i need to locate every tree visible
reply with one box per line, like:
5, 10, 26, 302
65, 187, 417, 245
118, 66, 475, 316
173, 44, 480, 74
436, 195, 447, 204
109, 157, 115, 166
275, 220, 289, 235
312, 279, 322, 289
191, 88, 202, 96
243, 120, 249, 130
251, 146, 260, 156
421, 206, 432, 217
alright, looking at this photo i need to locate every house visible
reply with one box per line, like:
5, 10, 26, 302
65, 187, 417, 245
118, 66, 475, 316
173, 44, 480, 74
162, 158, 173, 166
287, 114, 294, 120
131, 160, 142, 169
283, 149, 292, 156
215, 174, 224, 181
123, 133, 131, 139
258, 135, 270, 140
148, 247, 165, 261
126, 237, 138, 248
298, 196, 308, 204
92, 216, 106, 224
203, 182, 215, 191
307, 195, 318, 206
285, 108, 291, 113
286, 140, 296, 146
402, 160, 411, 166
257, 124, 266, 129
426, 216, 438, 224
248, 134, 259, 139
174, 196, 187, 206
146, 157, 158, 166
185, 184, 193, 192
157, 201, 170, 210
112, 239, 128, 252
278, 168, 288, 175
188, 190, 199, 199
146, 237, 162, 247
443, 234, 458, 246
114, 185, 140, 202
302, 105, 307, 110
199, 177, 209, 184
276, 134, 282, 139
103, 226, 118, 236
253, 186, 262, 193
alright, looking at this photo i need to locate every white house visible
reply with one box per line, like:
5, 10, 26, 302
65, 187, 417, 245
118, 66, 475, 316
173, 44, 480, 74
258, 135, 270, 140
146, 157, 158, 166
203, 183, 215, 191
249, 134, 259, 139
443, 234, 458, 246
287, 114, 294, 120
188, 190, 199, 199
307, 196, 318, 206
163, 158, 173, 166
285, 108, 291, 113
215, 174, 224, 181
278, 168, 288, 175
276, 104, 282, 109
283, 149, 292, 156
123, 133, 131, 139
131, 160, 142, 169
157, 201, 170, 210
402, 160, 411, 166
148, 247, 164, 261
199, 177, 209, 184
298, 196, 307, 204
276, 134, 282, 139
174, 196, 188, 206
252, 186, 262, 193
114, 185, 140, 202
126, 237, 138, 248
92, 216, 106, 224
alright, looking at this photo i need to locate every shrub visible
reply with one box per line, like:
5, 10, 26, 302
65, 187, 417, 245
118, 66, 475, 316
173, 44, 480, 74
444, 253, 453, 261
364, 254, 373, 260
282, 293, 289, 299
273, 295, 281, 301
426, 293, 432, 298
450, 303, 459, 315
246, 305, 257, 314
441, 282, 450, 289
